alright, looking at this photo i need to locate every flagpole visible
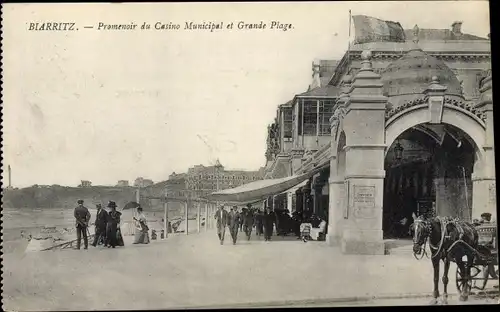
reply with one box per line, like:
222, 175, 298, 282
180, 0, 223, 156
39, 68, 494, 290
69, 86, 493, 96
347, 9, 352, 75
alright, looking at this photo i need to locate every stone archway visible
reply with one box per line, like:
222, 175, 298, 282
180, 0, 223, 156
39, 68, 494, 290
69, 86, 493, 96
384, 105, 489, 236
383, 123, 477, 239
385, 104, 486, 157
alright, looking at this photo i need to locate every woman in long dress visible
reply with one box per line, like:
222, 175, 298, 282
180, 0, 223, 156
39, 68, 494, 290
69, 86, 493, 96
106, 201, 124, 248
133, 206, 150, 244
263, 208, 275, 241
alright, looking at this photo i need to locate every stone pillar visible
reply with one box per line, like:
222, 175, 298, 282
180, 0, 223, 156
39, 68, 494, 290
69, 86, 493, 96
327, 76, 351, 246
327, 176, 345, 246
423, 77, 448, 217
340, 51, 387, 255
312, 175, 320, 215
433, 152, 450, 217
295, 188, 304, 213
472, 71, 496, 220
303, 180, 312, 215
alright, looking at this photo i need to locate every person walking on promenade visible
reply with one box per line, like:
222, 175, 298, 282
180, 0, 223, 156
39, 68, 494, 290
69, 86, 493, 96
263, 208, 275, 241
215, 205, 229, 245
243, 205, 255, 240
106, 201, 122, 248
228, 206, 242, 245
92, 203, 108, 247
133, 206, 150, 244
254, 209, 264, 238
74, 199, 91, 250
239, 207, 246, 232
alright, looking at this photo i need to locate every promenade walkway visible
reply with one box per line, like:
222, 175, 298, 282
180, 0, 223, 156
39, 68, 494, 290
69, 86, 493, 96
3, 229, 497, 310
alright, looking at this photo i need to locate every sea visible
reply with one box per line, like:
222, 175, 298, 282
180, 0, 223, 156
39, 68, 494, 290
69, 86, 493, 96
2, 208, 204, 254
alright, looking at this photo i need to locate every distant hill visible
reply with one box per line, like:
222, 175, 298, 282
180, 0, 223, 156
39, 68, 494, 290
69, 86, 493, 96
2, 184, 167, 211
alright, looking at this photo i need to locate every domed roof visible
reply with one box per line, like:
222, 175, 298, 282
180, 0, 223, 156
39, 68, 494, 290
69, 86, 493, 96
381, 47, 462, 105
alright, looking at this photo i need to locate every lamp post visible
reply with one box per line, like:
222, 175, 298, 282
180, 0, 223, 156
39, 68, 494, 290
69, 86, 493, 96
163, 197, 168, 239
394, 140, 404, 161
214, 158, 223, 207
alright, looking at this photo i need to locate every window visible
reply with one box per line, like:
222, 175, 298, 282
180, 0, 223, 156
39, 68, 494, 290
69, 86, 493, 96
319, 100, 335, 135
297, 100, 302, 135
283, 107, 293, 138
303, 100, 317, 135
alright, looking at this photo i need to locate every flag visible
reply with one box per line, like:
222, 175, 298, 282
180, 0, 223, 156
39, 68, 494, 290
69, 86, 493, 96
352, 15, 406, 44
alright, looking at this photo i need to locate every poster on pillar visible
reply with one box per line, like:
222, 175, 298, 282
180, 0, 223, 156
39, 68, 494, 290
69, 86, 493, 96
352, 185, 377, 219
344, 180, 350, 219
489, 183, 496, 204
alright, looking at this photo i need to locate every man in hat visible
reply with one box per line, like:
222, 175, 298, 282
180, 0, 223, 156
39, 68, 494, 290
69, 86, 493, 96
480, 212, 492, 224
214, 205, 229, 245
243, 204, 255, 240
74, 199, 91, 250
106, 201, 122, 248
92, 203, 108, 247
263, 208, 275, 241
228, 206, 242, 245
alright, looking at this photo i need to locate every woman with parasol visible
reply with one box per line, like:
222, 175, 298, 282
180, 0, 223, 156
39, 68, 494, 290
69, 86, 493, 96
133, 205, 150, 244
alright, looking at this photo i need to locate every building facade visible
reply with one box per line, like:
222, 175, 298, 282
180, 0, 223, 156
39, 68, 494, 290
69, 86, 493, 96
79, 180, 92, 188
116, 180, 130, 187
263, 21, 494, 255
165, 161, 264, 215
134, 177, 154, 188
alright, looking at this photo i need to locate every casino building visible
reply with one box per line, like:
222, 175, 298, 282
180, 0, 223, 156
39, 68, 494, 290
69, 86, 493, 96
260, 21, 494, 254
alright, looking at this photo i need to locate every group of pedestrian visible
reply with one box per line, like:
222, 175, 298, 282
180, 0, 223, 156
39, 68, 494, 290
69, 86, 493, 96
73, 199, 125, 250
214, 204, 277, 245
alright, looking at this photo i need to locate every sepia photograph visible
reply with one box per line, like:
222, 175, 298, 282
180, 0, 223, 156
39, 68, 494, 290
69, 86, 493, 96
1, 1, 498, 310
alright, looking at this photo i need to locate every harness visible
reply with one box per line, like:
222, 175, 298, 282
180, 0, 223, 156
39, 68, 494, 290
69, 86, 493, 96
414, 217, 478, 261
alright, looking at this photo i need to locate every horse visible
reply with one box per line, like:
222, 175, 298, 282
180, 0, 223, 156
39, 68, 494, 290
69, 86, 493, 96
410, 215, 479, 305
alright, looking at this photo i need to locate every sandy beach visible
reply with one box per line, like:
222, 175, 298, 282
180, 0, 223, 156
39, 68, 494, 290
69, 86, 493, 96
2, 208, 203, 255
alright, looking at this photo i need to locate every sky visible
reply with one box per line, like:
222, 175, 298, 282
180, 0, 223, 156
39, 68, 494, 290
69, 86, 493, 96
2, 1, 491, 187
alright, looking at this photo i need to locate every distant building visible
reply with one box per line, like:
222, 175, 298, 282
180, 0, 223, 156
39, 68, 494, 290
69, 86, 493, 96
116, 180, 129, 187
165, 162, 263, 199
165, 172, 188, 197
134, 177, 154, 188
185, 160, 264, 198
163, 164, 263, 217
79, 180, 92, 187
165, 172, 188, 215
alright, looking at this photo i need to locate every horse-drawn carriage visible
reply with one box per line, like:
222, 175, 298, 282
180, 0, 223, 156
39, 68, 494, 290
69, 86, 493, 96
411, 215, 498, 303
456, 222, 498, 293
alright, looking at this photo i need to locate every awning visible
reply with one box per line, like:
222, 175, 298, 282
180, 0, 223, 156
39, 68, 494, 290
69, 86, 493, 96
281, 179, 308, 195
205, 164, 328, 203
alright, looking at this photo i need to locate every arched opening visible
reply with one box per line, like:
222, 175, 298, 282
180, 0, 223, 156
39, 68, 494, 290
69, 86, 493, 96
383, 123, 477, 239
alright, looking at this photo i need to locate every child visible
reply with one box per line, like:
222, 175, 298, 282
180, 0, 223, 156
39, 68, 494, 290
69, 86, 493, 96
300, 218, 312, 243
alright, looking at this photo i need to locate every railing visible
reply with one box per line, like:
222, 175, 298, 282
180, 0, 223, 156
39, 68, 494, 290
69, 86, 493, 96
298, 142, 332, 174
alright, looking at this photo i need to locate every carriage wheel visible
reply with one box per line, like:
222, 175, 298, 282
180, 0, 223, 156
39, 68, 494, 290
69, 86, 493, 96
471, 265, 489, 291
456, 266, 473, 294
